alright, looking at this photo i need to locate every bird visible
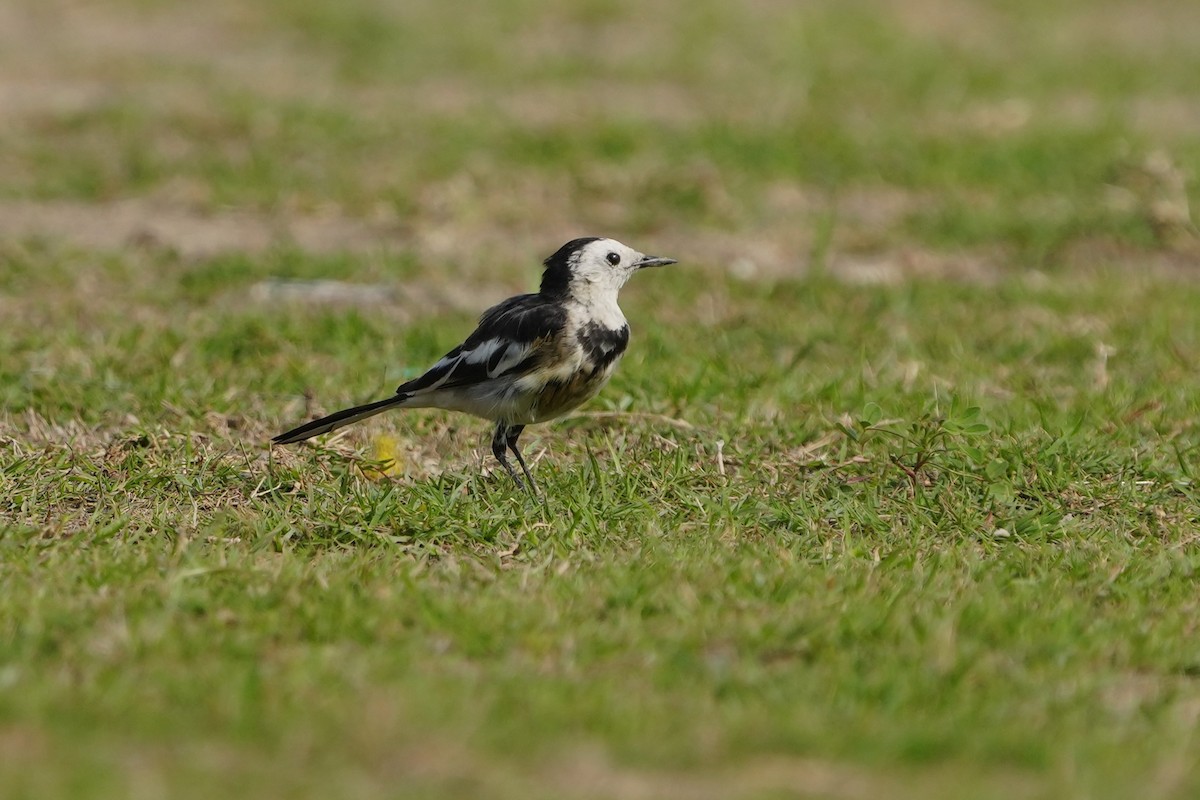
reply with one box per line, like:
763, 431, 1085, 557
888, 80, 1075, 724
272, 237, 676, 493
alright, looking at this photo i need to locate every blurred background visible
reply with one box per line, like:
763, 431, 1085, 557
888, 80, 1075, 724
4, 4, 1200, 798
1, 0, 1195, 284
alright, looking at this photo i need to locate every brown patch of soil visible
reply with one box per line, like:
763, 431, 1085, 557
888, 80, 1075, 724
0, 199, 406, 259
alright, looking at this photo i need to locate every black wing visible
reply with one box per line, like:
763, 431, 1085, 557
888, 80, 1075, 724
396, 294, 567, 395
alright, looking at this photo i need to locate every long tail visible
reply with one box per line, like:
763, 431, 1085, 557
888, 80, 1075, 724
272, 394, 410, 444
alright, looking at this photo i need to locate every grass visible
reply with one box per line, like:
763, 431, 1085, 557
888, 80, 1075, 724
3, 0, 1200, 797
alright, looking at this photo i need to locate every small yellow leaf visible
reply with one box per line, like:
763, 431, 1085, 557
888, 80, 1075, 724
362, 434, 405, 480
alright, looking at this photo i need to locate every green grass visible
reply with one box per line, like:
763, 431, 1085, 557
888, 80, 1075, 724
3, 0, 1200, 797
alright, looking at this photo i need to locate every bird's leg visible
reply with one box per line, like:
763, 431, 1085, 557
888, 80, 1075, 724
491, 422, 525, 490
505, 425, 539, 496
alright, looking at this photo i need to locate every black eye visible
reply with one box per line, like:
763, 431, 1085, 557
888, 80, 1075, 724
606, 252, 620, 266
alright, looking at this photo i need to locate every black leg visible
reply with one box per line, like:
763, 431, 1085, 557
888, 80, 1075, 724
491, 421, 525, 490
505, 425, 539, 496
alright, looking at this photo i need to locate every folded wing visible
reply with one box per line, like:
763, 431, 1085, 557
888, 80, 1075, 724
396, 294, 567, 396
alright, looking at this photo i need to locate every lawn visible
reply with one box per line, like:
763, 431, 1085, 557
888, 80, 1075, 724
2, 0, 1200, 797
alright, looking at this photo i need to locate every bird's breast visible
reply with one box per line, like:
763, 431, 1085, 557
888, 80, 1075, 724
509, 321, 630, 423
526, 358, 621, 422
576, 321, 630, 370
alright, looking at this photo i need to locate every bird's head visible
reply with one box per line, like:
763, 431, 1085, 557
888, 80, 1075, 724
540, 237, 676, 299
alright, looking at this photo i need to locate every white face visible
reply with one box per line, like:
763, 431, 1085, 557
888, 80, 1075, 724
570, 238, 671, 293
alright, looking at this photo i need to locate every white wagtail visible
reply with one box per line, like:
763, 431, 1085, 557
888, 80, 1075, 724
273, 237, 676, 492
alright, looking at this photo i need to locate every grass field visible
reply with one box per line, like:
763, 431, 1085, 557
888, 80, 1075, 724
2, 0, 1200, 797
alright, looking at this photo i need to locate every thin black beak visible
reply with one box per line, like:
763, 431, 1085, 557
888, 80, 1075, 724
635, 255, 677, 269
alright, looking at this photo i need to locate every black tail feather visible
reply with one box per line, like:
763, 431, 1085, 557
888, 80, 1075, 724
272, 394, 408, 445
